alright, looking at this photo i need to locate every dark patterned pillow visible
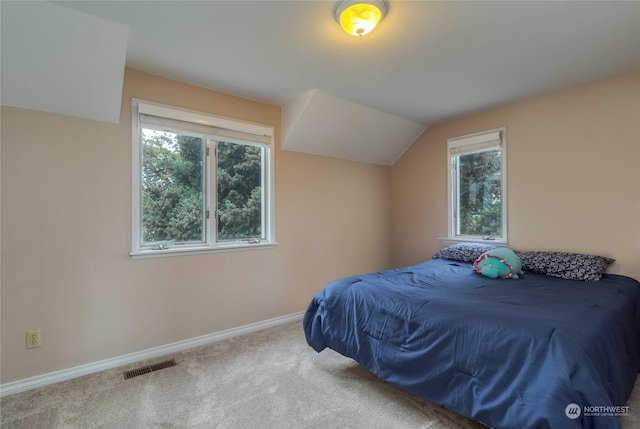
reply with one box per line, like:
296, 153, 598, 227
517, 251, 615, 282
433, 242, 497, 263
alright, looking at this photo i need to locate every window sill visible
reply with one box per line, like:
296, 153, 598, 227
130, 241, 277, 259
439, 237, 507, 248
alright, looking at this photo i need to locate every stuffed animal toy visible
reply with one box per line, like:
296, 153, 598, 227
474, 247, 523, 279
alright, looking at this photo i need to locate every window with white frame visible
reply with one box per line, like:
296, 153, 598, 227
131, 99, 275, 258
447, 128, 507, 243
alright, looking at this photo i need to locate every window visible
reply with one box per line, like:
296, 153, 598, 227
447, 128, 507, 243
131, 99, 275, 258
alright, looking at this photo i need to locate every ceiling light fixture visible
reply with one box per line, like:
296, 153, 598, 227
333, 0, 388, 37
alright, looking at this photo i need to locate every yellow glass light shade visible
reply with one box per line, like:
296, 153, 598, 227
334, 1, 388, 37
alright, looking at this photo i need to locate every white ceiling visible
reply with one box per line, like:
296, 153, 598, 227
1, 1, 129, 123
2, 0, 639, 164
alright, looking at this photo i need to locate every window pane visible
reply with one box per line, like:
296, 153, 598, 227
141, 129, 205, 245
217, 141, 263, 241
457, 148, 502, 237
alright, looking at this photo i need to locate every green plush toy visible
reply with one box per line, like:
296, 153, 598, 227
473, 247, 523, 279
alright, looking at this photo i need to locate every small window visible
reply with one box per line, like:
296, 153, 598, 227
447, 128, 507, 243
131, 99, 275, 258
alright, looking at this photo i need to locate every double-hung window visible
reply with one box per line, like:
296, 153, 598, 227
131, 99, 275, 258
447, 128, 507, 243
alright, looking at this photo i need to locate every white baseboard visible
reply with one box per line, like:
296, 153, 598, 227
0, 312, 304, 397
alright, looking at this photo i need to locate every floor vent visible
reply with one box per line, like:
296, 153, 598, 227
124, 359, 177, 380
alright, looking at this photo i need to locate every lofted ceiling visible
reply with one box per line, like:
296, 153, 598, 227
2, 0, 639, 165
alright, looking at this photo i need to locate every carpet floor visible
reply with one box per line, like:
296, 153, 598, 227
1, 321, 638, 428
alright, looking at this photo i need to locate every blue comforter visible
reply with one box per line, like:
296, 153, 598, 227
303, 259, 640, 429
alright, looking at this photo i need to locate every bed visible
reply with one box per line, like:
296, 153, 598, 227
303, 245, 640, 429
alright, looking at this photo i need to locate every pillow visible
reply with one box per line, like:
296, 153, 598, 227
516, 251, 615, 282
474, 247, 523, 279
433, 242, 497, 263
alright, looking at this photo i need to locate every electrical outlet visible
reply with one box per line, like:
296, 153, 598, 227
26, 330, 41, 349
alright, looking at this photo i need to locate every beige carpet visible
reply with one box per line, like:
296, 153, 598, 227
1, 321, 638, 429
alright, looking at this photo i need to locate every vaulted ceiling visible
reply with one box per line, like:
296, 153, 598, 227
2, 1, 639, 165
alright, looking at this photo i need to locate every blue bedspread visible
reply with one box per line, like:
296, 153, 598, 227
303, 259, 640, 429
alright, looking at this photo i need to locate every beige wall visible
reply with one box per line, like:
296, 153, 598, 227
391, 71, 640, 280
0, 69, 392, 383
3, 68, 638, 385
